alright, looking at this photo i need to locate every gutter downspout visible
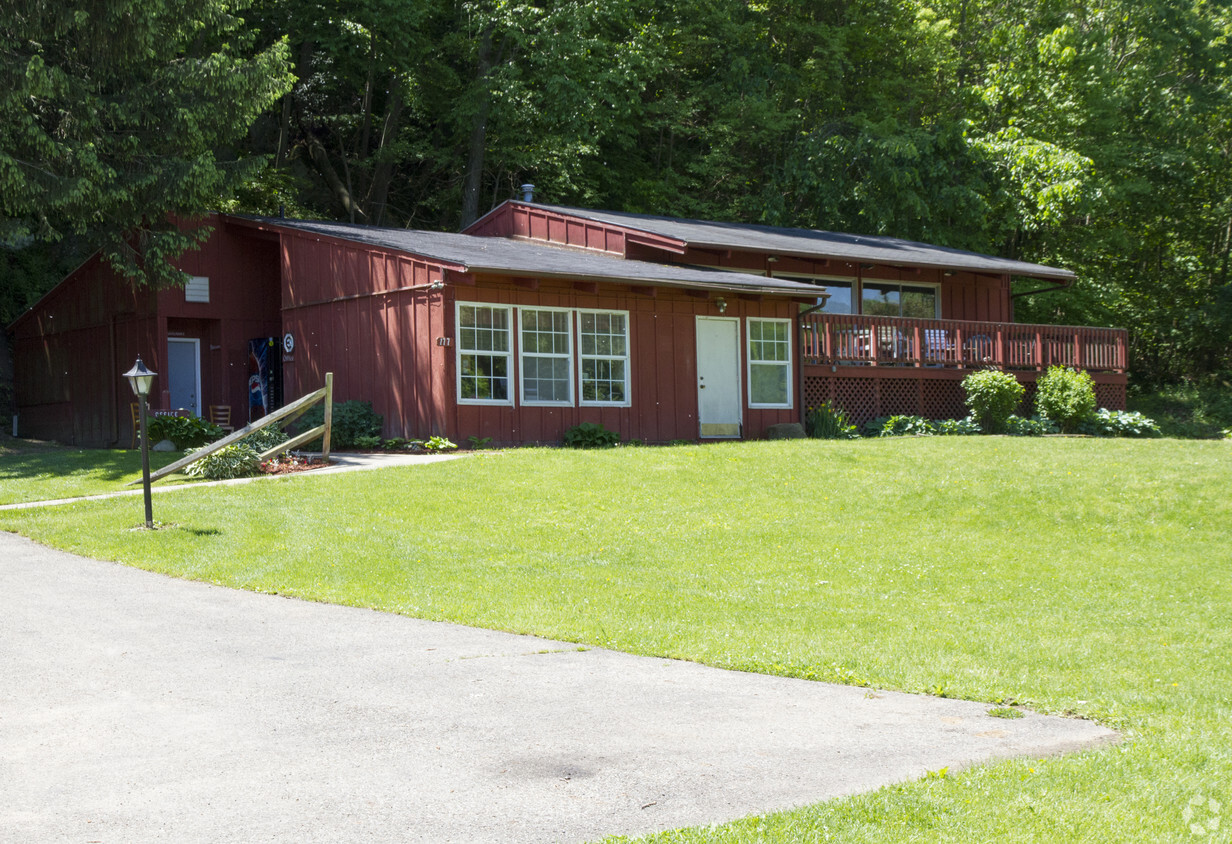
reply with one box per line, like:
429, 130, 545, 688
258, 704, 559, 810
796, 300, 830, 428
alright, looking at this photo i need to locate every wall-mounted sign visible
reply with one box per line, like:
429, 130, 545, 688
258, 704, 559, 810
283, 333, 295, 354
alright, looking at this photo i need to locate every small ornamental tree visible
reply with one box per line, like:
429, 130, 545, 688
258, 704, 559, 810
961, 370, 1025, 434
1035, 366, 1097, 433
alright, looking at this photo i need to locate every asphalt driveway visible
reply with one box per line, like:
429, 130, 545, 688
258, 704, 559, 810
1, 531, 1116, 843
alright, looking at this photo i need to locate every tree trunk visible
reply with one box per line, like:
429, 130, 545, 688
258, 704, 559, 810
460, 29, 495, 229
307, 133, 364, 221
365, 82, 406, 227
276, 40, 314, 168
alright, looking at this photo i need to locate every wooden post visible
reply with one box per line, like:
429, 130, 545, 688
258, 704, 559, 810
912, 324, 921, 367
322, 372, 334, 463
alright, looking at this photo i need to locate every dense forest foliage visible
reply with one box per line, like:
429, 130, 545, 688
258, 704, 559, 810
3, 0, 1231, 385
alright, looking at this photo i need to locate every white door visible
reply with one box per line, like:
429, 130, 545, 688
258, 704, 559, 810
696, 317, 742, 438
167, 338, 201, 416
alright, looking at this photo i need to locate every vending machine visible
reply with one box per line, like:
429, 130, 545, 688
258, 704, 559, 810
247, 337, 283, 421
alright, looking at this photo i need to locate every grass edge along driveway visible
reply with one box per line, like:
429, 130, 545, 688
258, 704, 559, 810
1, 437, 1228, 842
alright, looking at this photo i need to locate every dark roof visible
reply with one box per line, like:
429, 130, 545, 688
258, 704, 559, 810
526, 204, 1076, 282
230, 216, 828, 297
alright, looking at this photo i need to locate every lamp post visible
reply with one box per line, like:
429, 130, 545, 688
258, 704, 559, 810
123, 356, 157, 529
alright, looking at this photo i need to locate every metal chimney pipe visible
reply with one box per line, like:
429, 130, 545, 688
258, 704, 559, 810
520, 184, 535, 203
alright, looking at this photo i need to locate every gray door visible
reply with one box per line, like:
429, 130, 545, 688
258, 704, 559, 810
166, 338, 201, 416
696, 317, 742, 438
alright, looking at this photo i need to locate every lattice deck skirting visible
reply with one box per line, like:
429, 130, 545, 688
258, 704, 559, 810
802, 367, 1127, 426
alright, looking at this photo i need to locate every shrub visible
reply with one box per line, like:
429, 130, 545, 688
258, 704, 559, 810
424, 436, 457, 451
1080, 409, 1162, 438
862, 416, 892, 437
1004, 414, 1058, 436
563, 422, 619, 448
147, 414, 223, 448
241, 426, 290, 454
932, 417, 982, 435
1035, 366, 1097, 433
183, 443, 262, 480
296, 400, 383, 449
877, 415, 935, 437
1126, 377, 1232, 438
961, 370, 1025, 434
353, 435, 383, 449
805, 401, 858, 439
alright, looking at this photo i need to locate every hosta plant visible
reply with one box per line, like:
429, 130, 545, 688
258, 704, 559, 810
183, 443, 262, 480
1080, 409, 1162, 438
563, 422, 619, 448
1004, 414, 1059, 436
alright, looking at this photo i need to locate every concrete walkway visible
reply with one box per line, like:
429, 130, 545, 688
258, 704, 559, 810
1, 532, 1116, 843
0, 451, 468, 511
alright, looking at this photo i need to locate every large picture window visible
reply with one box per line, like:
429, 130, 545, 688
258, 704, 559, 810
520, 308, 572, 404
747, 318, 792, 408
861, 282, 938, 318
578, 310, 629, 405
457, 304, 512, 403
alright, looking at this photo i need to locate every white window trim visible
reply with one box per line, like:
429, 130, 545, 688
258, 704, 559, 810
576, 308, 632, 408
456, 302, 514, 406
518, 306, 574, 406
746, 317, 793, 409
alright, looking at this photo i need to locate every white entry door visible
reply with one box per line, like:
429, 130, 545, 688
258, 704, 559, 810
696, 317, 742, 438
167, 338, 201, 416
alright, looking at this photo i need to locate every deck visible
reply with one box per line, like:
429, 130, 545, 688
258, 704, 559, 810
799, 314, 1128, 424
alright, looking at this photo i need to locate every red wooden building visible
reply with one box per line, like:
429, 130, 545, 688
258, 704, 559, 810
8, 202, 1128, 447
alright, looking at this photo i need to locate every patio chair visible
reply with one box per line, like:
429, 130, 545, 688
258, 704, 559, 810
209, 405, 235, 434
963, 334, 995, 364
923, 329, 952, 365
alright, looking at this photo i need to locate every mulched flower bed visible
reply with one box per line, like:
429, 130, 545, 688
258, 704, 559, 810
259, 455, 333, 475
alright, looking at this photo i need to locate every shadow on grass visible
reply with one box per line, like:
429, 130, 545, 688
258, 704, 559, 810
0, 439, 186, 504
0, 448, 144, 483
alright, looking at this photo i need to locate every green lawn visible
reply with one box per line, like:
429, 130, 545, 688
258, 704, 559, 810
0, 438, 189, 505
1, 438, 1229, 841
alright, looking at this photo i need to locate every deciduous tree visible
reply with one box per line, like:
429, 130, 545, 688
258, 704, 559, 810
0, 0, 293, 287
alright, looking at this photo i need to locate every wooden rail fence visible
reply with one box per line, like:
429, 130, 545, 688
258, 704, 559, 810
133, 373, 334, 486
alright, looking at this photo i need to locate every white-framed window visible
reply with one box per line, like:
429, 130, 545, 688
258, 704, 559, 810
519, 308, 573, 405
578, 310, 630, 406
747, 318, 792, 408
457, 303, 513, 404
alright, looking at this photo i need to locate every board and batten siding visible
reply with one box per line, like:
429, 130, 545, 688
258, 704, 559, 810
10, 218, 282, 446
444, 278, 801, 445
277, 231, 452, 440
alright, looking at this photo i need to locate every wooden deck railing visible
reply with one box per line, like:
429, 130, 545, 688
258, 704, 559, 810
800, 313, 1127, 372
